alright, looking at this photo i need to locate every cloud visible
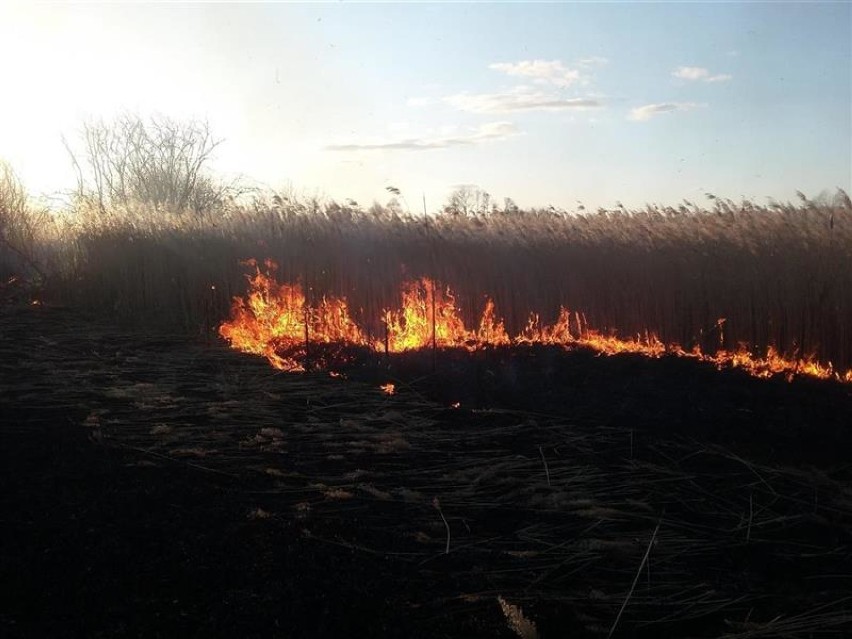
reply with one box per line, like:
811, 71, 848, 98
704, 73, 732, 83
489, 59, 583, 87
406, 97, 434, 107
672, 66, 732, 83
628, 102, 704, 121
444, 87, 602, 114
577, 56, 609, 68
325, 121, 519, 151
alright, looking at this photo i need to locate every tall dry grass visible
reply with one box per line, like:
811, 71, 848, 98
24, 188, 850, 371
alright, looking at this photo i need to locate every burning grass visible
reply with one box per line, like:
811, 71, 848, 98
218, 258, 852, 385
4, 185, 852, 375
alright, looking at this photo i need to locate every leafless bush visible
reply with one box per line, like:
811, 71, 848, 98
64, 113, 231, 218
0, 161, 48, 283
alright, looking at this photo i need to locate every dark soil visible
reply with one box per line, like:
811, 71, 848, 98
2, 304, 851, 638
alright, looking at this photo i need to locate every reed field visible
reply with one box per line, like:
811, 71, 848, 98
3, 171, 851, 371
4, 142, 852, 637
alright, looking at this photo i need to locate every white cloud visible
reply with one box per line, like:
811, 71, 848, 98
406, 97, 434, 107
577, 56, 609, 68
672, 66, 732, 83
444, 87, 602, 114
325, 121, 519, 151
628, 102, 704, 122
489, 59, 583, 88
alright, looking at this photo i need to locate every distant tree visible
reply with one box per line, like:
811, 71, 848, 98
64, 113, 230, 216
502, 197, 520, 215
443, 186, 491, 216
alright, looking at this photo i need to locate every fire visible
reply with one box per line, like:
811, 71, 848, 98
688, 345, 843, 382
379, 280, 511, 352
382, 278, 472, 351
380, 383, 396, 395
476, 299, 511, 346
218, 259, 365, 370
219, 260, 852, 385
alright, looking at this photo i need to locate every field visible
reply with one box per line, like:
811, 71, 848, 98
2, 178, 852, 636
4, 185, 850, 372
2, 301, 852, 637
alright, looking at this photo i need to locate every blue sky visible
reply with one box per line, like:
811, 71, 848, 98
0, 2, 849, 211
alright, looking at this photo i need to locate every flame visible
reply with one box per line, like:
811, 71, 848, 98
684, 344, 843, 382
218, 259, 365, 370
380, 383, 396, 395
381, 278, 474, 351
219, 260, 852, 385
476, 298, 511, 346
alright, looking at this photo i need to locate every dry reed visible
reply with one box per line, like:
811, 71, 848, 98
6, 188, 851, 369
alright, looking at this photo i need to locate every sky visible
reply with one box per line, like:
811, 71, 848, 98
0, 1, 849, 212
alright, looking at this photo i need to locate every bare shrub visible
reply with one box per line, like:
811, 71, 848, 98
0, 161, 48, 284
64, 113, 231, 218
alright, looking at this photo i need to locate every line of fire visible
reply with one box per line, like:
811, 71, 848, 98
219, 259, 852, 385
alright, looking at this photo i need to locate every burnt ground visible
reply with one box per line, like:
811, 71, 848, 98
1, 304, 851, 638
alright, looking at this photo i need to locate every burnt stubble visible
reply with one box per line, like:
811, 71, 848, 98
2, 304, 851, 638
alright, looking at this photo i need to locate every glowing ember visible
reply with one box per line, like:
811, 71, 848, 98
218, 260, 852, 385
380, 383, 396, 395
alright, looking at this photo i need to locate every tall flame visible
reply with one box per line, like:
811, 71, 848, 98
218, 259, 366, 370
219, 260, 852, 384
382, 278, 470, 352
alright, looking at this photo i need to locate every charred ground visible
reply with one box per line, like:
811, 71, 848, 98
1, 304, 851, 638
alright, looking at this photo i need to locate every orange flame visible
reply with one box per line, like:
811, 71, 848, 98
380, 383, 396, 395
382, 278, 472, 351
476, 299, 511, 346
218, 259, 365, 370
218, 260, 852, 384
